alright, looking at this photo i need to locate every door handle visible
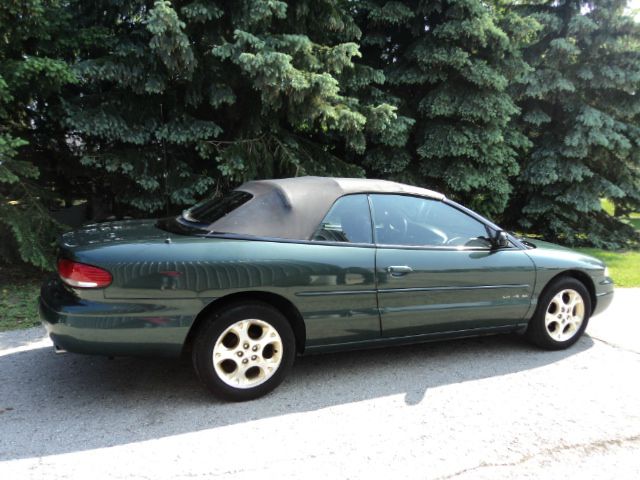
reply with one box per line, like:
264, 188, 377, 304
387, 265, 413, 276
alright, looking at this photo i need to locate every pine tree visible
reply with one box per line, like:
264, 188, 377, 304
0, 0, 76, 267
64, 0, 400, 216
357, 0, 533, 217
508, 0, 640, 247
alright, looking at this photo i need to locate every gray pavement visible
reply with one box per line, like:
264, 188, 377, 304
0, 289, 639, 479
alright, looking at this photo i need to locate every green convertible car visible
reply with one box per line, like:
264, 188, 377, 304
40, 176, 614, 401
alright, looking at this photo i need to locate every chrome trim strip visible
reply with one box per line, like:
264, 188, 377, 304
378, 284, 530, 294
296, 284, 529, 297
296, 289, 377, 297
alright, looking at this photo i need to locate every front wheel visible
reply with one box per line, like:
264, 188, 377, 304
193, 302, 296, 401
526, 277, 592, 350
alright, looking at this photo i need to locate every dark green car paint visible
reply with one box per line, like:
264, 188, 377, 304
40, 220, 614, 358
375, 247, 536, 337
519, 238, 614, 317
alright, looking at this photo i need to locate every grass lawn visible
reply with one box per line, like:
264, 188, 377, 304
0, 265, 47, 332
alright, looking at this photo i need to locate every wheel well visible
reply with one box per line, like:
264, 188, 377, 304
182, 291, 306, 356
548, 270, 597, 312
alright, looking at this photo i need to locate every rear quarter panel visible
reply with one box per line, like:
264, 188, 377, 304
51, 236, 379, 353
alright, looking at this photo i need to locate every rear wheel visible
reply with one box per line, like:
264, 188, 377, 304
526, 277, 591, 350
193, 302, 296, 401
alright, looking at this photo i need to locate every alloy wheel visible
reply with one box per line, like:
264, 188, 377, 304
212, 319, 283, 389
544, 289, 585, 342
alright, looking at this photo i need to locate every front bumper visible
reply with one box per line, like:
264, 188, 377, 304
592, 277, 615, 317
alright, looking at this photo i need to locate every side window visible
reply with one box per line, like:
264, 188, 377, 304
369, 194, 490, 247
312, 194, 373, 244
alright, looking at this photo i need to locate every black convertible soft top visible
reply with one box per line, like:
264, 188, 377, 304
206, 176, 444, 241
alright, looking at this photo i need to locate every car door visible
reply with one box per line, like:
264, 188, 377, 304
369, 194, 536, 337
300, 194, 380, 347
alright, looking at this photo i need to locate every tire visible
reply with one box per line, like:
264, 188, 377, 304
192, 302, 296, 401
526, 277, 592, 350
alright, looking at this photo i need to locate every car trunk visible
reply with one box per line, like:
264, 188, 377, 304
59, 219, 169, 252
56, 219, 231, 299
58, 220, 178, 298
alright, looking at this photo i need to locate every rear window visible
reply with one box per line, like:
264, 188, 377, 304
182, 191, 253, 225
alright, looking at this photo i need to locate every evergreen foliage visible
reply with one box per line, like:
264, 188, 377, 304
64, 0, 399, 215
0, 0, 76, 268
357, 0, 535, 217
509, 0, 640, 247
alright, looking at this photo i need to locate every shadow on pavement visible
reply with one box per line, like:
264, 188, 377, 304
0, 332, 593, 461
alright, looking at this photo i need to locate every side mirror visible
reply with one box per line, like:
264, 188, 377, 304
492, 231, 510, 250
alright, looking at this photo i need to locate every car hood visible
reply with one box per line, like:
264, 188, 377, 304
521, 238, 605, 270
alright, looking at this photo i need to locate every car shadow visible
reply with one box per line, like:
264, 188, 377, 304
0, 332, 594, 461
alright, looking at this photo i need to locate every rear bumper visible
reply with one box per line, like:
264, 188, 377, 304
39, 276, 199, 357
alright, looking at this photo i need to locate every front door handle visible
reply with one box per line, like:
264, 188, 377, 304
387, 265, 413, 276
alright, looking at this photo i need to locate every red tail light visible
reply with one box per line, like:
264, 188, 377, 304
57, 259, 112, 288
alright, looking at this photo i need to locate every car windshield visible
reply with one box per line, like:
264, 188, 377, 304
181, 191, 253, 225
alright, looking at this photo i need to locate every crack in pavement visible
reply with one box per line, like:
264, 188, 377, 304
589, 335, 640, 355
434, 434, 640, 480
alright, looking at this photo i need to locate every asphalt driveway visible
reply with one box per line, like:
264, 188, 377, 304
1, 289, 639, 479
